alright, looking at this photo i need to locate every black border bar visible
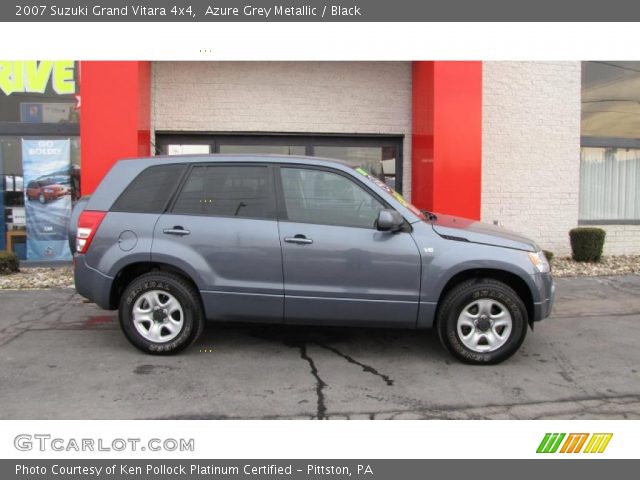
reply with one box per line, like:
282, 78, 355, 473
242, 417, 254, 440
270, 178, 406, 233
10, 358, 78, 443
4, 0, 640, 22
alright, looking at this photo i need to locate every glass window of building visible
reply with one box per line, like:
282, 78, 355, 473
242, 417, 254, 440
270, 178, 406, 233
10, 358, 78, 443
218, 145, 306, 156
158, 134, 403, 191
313, 146, 398, 189
580, 61, 640, 223
0, 61, 80, 259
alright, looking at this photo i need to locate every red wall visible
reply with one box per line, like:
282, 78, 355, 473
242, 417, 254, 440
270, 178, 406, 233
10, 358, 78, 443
412, 61, 482, 220
79, 61, 150, 195
78, 61, 481, 217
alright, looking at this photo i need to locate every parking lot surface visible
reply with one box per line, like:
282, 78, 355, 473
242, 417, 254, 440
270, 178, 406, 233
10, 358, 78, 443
0, 275, 639, 419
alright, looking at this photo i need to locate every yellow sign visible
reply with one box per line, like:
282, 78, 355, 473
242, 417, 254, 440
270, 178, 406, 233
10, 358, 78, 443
0, 61, 76, 96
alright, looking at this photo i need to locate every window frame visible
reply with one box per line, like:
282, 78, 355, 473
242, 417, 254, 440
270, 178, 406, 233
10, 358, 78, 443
167, 162, 279, 221
112, 160, 411, 229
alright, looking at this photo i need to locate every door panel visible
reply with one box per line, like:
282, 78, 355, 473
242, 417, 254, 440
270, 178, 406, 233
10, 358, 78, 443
152, 164, 284, 323
277, 166, 421, 327
153, 215, 283, 322
279, 222, 421, 327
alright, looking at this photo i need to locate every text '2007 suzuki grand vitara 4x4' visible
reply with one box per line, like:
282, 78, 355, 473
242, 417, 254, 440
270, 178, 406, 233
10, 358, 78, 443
70, 155, 554, 364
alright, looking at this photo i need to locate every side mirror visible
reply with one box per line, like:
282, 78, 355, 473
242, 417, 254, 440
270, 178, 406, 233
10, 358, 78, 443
376, 209, 404, 232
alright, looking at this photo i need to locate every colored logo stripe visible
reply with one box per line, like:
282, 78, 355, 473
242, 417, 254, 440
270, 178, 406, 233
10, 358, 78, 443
537, 433, 613, 453
583, 433, 613, 454
537, 433, 566, 453
560, 433, 589, 453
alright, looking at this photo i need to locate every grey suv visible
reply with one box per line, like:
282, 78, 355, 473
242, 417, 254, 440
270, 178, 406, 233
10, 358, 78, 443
70, 155, 554, 364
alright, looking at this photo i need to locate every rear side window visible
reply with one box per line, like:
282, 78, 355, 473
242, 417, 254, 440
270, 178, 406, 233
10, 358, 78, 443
172, 165, 277, 219
111, 164, 187, 213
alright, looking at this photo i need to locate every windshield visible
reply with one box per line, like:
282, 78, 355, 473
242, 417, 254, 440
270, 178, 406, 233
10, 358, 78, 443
354, 167, 426, 221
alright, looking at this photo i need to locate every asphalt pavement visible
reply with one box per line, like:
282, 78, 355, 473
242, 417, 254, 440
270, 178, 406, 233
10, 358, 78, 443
0, 275, 639, 419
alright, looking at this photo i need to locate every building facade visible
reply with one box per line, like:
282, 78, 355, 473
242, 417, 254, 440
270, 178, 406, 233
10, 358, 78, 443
1, 60, 639, 260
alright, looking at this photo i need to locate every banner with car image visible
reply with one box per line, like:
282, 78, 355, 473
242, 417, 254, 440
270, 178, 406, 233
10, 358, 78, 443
21, 139, 72, 261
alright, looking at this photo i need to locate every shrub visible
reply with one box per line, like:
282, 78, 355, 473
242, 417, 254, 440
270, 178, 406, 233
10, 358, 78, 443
0, 251, 20, 274
542, 250, 554, 262
569, 227, 606, 262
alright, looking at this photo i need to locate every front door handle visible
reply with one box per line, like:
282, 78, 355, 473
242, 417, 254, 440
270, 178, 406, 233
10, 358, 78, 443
163, 226, 190, 236
284, 235, 313, 245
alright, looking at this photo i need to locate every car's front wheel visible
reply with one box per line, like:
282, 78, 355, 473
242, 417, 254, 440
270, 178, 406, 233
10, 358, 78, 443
436, 278, 527, 365
119, 272, 204, 354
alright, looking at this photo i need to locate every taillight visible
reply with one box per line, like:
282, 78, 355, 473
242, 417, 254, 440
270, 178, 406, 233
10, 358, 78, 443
76, 211, 106, 254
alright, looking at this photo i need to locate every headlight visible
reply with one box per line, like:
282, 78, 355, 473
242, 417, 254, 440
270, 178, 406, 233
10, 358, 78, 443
528, 251, 550, 273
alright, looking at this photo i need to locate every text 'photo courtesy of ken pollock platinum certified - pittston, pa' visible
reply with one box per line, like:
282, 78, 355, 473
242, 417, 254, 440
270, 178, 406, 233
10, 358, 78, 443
39, 4, 363, 18
16, 464, 364, 477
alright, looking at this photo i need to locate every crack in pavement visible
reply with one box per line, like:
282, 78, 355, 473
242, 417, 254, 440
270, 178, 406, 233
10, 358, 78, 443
250, 329, 395, 419
153, 392, 640, 420
293, 343, 327, 420
0, 297, 72, 347
0, 291, 115, 347
286, 340, 395, 419
248, 330, 330, 419
315, 342, 394, 386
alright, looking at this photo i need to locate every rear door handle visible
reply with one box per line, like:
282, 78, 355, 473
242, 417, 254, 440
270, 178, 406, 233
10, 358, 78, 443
284, 235, 313, 245
163, 226, 190, 236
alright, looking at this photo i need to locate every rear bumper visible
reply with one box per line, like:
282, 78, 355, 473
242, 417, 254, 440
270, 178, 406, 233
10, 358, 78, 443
74, 255, 114, 310
532, 272, 555, 322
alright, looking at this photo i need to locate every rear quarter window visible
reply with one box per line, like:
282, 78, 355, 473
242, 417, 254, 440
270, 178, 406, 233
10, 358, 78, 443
111, 164, 187, 213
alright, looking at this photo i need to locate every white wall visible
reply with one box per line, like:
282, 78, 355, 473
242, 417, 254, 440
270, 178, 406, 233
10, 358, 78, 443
482, 62, 582, 255
584, 224, 640, 255
152, 61, 413, 197
153, 61, 639, 255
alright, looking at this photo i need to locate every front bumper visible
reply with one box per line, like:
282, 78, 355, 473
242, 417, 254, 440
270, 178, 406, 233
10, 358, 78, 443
532, 272, 555, 322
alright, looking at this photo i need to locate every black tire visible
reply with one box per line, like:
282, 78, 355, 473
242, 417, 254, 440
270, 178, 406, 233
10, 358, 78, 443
38, 193, 46, 204
436, 278, 528, 365
119, 272, 204, 355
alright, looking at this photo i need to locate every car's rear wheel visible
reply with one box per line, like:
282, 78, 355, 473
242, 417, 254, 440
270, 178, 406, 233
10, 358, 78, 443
119, 272, 204, 354
38, 193, 46, 204
436, 278, 527, 365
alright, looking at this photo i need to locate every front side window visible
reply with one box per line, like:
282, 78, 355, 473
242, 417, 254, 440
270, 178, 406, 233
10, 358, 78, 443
172, 165, 277, 219
280, 167, 384, 228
